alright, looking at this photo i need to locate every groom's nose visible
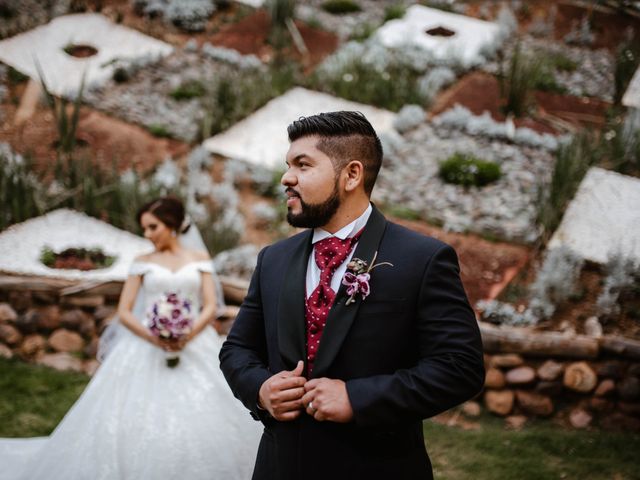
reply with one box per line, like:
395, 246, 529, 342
281, 169, 296, 187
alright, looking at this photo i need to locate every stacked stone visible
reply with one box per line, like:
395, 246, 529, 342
481, 353, 640, 430
0, 282, 117, 376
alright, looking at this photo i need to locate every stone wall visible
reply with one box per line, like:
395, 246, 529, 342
0, 274, 243, 376
1, 274, 639, 431
480, 353, 640, 431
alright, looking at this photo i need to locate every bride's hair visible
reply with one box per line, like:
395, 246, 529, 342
137, 196, 191, 234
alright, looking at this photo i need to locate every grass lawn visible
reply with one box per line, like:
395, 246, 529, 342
425, 414, 640, 480
1, 357, 639, 479
0, 357, 89, 437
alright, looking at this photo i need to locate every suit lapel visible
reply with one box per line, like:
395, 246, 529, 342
311, 206, 387, 378
277, 230, 312, 370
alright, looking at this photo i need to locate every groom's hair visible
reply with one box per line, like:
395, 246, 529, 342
287, 111, 383, 196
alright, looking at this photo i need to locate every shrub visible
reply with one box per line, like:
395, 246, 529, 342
0, 145, 44, 231
383, 4, 405, 23
546, 51, 578, 72
528, 246, 584, 320
36, 62, 86, 156
534, 67, 566, 94
310, 44, 426, 111
438, 153, 501, 188
563, 15, 595, 46
393, 104, 426, 133
321, 0, 361, 14
170, 79, 206, 100
537, 131, 599, 238
349, 22, 376, 42
601, 110, 640, 176
500, 41, 538, 117
201, 62, 298, 139
597, 253, 639, 318
166, 0, 216, 32
148, 124, 173, 138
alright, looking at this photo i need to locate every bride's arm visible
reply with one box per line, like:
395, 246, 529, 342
186, 271, 217, 341
117, 274, 162, 347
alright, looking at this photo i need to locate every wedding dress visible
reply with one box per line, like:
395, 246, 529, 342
0, 260, 262, 480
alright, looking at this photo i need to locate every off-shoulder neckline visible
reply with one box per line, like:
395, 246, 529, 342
132, 260, 211, 275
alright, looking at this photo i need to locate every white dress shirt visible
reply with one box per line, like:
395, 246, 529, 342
305, 204, 372, 298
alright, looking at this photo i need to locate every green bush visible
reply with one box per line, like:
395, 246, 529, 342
534, 67, 567, 94
310, 57, 425, 112
546, 51, 578, 72
148, 124, 173, 138
439, 153, 502, 187
383, 4, 406, 23
321, 0, 361, 14
170, 79, 206, 100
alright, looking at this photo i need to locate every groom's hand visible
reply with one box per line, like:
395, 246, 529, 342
258, 360, 307, 421
302, 378, 353, 423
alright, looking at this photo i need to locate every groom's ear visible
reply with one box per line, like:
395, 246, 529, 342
343, 160, 364, 193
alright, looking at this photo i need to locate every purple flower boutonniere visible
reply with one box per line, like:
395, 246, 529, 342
342, 251, 393, 305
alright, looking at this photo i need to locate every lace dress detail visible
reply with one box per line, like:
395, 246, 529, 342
0, 261, 261, 480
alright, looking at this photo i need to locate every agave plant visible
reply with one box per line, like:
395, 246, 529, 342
34, 59, 86, 156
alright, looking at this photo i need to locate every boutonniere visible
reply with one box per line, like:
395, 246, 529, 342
342, 251, 393, 305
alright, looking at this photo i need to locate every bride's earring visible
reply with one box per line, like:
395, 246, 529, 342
171, 230, 177, 237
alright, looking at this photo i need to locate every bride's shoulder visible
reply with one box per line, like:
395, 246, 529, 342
128, 253, 156, 276
186, 249, 211, 262
134, 253, 155, 263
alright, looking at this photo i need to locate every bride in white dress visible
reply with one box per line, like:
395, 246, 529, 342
0, 196, 262, 480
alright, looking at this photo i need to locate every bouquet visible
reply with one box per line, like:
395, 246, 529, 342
146, 292, 194, 367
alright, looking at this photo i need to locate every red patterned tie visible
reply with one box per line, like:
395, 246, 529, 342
305, 230, 362, 373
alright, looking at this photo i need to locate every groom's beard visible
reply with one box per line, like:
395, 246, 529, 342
286, 183, 341, 229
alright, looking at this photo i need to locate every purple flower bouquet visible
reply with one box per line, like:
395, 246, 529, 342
146, 292, 194, 367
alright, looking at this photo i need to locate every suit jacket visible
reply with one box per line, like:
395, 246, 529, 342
219, 206, 484, 480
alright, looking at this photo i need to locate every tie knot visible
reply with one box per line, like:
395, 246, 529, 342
313, 229, 363, 272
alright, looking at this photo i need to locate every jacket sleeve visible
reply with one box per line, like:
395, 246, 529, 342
345, 244, 485, 427
219, 247, 272, 420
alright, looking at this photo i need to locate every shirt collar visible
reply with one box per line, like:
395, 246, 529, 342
312, 204, 372, 244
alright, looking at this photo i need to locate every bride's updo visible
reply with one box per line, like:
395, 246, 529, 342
137, 196, 191, 234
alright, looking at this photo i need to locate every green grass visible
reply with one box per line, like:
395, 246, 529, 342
2, 358, 639, 480
424, 414, 640, 480
170, 79, 207, 101
0, 358, 89, 437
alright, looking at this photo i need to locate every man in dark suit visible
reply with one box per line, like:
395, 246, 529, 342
220, 111, 484, 480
